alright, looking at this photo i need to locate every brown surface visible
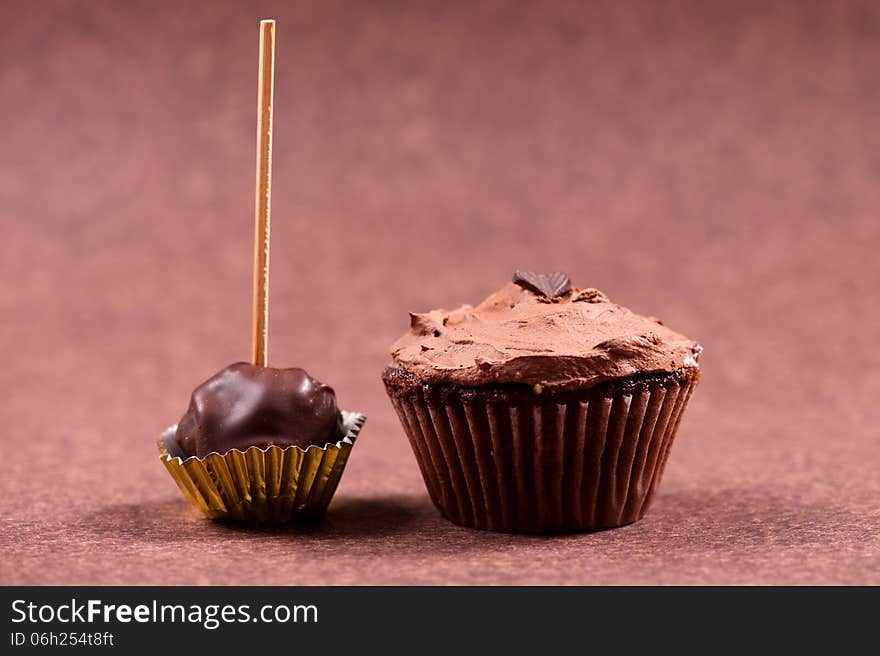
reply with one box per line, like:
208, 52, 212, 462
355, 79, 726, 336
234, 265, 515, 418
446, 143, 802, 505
1, 0, 878, 585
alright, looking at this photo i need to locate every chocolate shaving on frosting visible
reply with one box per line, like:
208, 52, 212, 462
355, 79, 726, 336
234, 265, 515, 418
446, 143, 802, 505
513, 271, 572, 298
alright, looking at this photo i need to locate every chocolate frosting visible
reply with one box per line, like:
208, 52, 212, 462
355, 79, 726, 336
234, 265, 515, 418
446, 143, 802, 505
389, 279, 702, 390
175, 362, 345, 458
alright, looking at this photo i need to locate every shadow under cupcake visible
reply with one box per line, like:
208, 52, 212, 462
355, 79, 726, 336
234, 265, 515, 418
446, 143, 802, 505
382, 271, 702, 534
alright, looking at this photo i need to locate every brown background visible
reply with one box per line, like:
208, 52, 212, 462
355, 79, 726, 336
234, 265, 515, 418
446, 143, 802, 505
1, 0, 878, 585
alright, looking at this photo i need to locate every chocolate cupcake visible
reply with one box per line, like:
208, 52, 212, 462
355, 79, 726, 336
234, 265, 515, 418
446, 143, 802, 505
382, 272, 701, 533
159, 363, 365, 523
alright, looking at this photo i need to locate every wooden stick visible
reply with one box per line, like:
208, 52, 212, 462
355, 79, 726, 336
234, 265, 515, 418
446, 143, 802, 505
252, 19, 275, 367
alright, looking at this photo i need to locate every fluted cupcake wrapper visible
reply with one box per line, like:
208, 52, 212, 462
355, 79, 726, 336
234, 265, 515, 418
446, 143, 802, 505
158, 411, 366, 523
386, 371, 698, 533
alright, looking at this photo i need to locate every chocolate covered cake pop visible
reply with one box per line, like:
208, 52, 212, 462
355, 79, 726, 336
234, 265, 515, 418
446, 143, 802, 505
174, 363, 346, 458
157, 20, 365, 523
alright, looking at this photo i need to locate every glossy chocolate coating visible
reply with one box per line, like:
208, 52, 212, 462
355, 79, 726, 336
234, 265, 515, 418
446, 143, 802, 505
175, 362, 345, 457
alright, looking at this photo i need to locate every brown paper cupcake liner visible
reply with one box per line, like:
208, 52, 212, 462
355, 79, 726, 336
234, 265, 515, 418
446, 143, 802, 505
158, 411, 366, 523
384, 368, 698, 533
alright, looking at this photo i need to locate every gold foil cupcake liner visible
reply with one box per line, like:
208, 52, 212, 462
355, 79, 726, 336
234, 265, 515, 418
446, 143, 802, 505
158, 411, 366, 523
386, 370, 698, 533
